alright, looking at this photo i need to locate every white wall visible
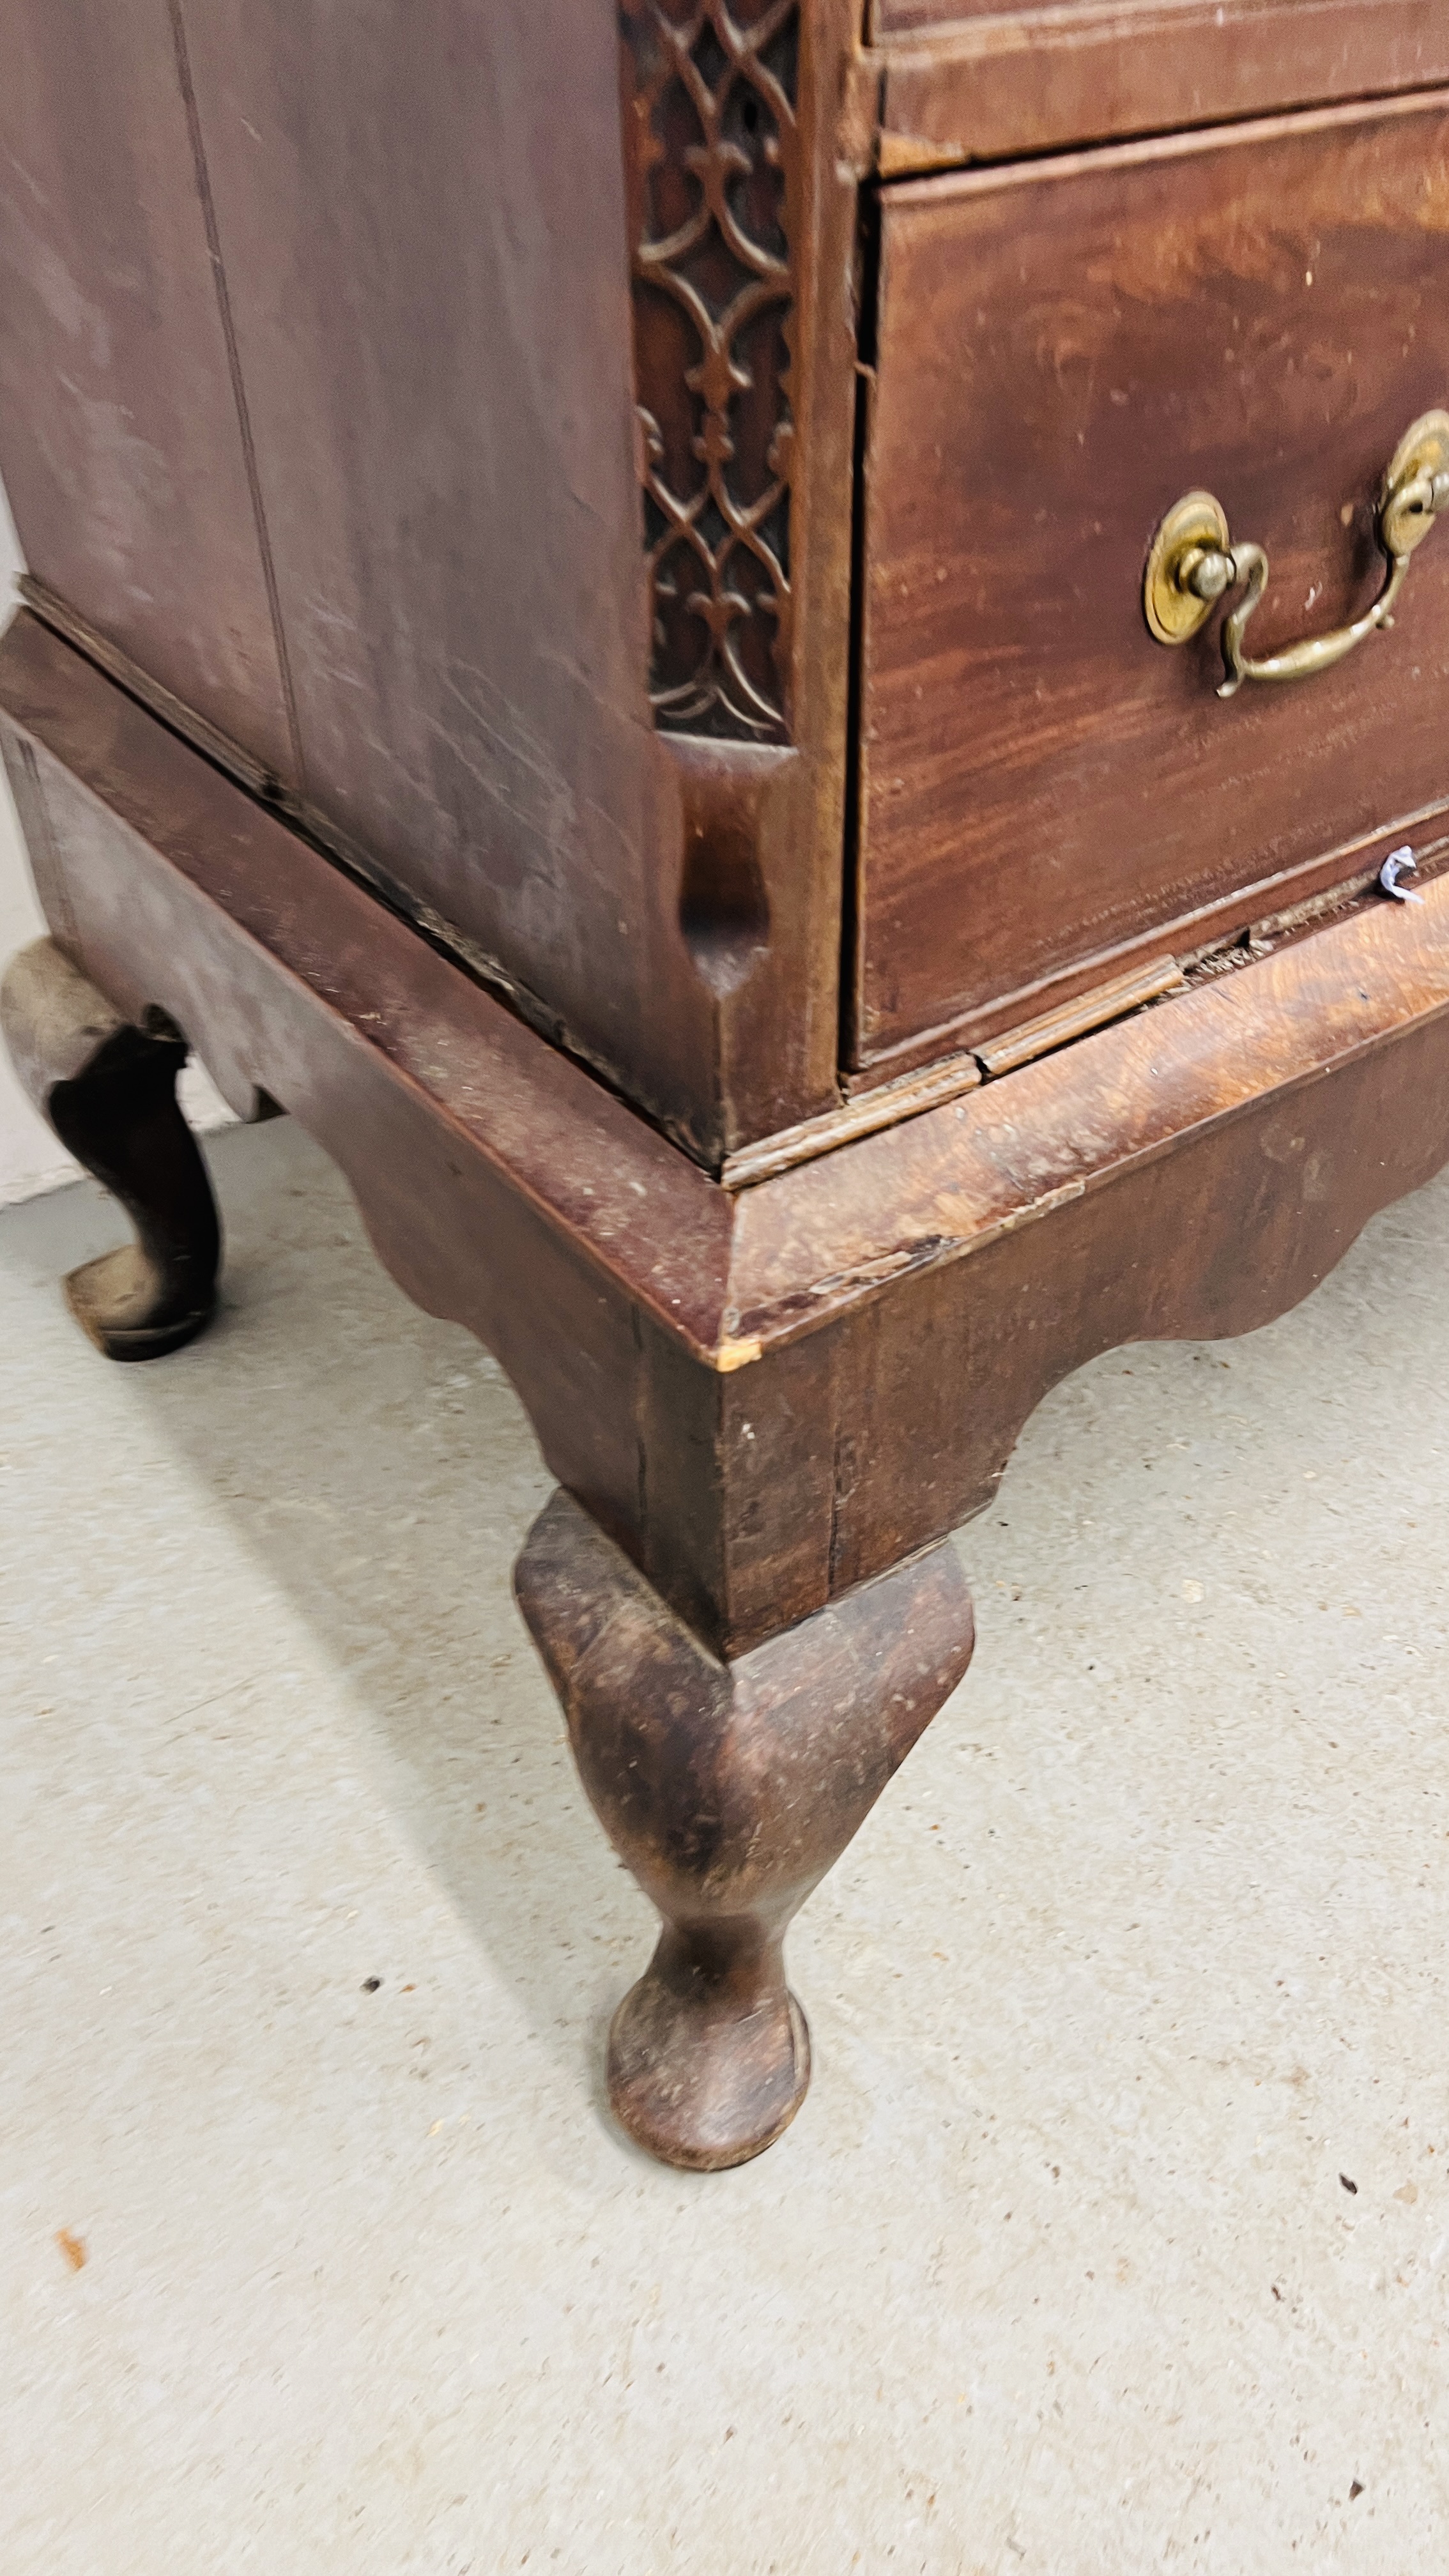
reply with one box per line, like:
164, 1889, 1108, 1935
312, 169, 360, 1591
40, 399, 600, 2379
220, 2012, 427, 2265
0, 479, 234, 1204
0, 475, 72, 1202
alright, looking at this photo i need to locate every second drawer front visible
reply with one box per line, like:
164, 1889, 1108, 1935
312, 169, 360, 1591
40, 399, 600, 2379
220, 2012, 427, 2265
855, 93, 1449, 1072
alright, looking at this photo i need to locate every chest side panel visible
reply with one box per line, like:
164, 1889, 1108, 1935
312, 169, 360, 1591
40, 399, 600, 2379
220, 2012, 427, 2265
0, 2, 296, 784
176, 3, 673, 1048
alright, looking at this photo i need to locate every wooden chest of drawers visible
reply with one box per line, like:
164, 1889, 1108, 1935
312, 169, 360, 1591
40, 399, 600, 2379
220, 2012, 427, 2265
3, 1, 1449, 2169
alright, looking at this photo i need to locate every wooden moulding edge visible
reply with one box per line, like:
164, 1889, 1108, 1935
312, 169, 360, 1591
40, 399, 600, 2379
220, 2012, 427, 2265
5, 611, 1449, 1379
721, 869, 1449, 1346
870, 12, 1449, 181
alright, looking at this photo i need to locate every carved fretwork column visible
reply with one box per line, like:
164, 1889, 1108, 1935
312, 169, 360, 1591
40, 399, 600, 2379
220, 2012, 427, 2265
619, 0, 801, 746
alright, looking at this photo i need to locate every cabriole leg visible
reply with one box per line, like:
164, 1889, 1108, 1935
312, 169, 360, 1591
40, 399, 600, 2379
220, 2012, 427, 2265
516, 1491, 976, 2172
0, 938, 220, 1360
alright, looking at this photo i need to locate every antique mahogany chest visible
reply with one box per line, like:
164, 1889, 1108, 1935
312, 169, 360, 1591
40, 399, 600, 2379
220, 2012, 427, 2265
3, 2, 1449, 2168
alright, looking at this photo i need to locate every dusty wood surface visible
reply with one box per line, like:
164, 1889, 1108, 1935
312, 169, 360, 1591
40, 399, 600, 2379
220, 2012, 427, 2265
0, 0, 296, 783
8, 615, 1449, 1655
855, 93, 1449, 1071
172, 0, 707, 1145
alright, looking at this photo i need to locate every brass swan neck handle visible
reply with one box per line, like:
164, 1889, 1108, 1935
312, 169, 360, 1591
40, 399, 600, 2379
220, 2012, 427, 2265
1144, 408, 1449, 698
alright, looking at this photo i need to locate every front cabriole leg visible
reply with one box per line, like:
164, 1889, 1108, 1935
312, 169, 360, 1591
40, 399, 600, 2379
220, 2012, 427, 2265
516, 1492, 975, 2172
0, 937, 220, 1359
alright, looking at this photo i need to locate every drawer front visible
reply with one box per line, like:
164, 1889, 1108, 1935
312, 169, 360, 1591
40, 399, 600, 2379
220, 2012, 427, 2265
873, 4, 1449, 172
854, 95, 1449, 1071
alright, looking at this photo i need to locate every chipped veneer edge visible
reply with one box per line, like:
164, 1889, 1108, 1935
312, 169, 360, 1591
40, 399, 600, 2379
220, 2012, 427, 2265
721, 1048, 983, 1190
723, 959, 1189, 1200
976, 954, 1186, 1077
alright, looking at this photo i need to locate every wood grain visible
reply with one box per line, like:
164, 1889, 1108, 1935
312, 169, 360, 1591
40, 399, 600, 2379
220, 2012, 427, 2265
855, 93, 1449, 1068
172, 0, 707, 1133
0, 2, 859, 1159
732, 868, 1449, 1333
975, 956, 1184, 1078
871, 0, 1449, 168
720, 1046, 981, 1188
0, 615, 727, 1346
162, 0, 859, 1161
0, 1, 295, 782
10, 615, 1449, 1657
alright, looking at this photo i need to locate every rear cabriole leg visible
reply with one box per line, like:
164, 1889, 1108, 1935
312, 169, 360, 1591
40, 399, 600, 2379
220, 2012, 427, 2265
1, 937, 220, 1359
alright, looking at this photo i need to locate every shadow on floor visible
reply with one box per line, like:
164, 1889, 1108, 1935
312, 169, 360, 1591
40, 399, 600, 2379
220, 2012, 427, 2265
0, 1116, 640, 2097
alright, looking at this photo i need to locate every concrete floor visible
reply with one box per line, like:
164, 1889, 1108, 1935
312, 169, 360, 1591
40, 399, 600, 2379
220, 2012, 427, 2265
3, 1115, 1448, 2574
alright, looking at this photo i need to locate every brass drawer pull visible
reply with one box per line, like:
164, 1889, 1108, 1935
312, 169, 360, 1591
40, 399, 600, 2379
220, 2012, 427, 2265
1144, 408, 1449, 698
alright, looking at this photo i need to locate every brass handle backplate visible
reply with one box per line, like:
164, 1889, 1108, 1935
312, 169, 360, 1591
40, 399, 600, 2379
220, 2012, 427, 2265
1144, 408, 1449, 697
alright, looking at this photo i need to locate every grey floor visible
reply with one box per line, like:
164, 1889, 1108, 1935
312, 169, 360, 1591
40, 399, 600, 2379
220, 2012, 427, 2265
3, 1117, 1448, 2575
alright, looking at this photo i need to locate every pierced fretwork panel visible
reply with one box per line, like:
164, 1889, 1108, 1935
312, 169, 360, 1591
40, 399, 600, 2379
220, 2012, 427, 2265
620, 0, 799, 743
